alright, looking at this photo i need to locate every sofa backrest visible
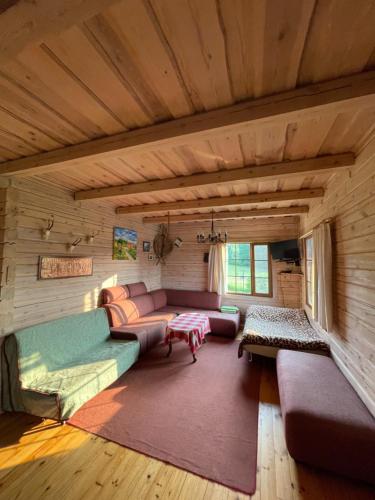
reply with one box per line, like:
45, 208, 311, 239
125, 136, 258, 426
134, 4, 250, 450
101, 285, 129, 304
127, 282, 148, 297
101, 282, 147, 305
164, 289, 221, 310
103, 294, 155, 327
150, 289, 168, 310
13, 309, 110, 385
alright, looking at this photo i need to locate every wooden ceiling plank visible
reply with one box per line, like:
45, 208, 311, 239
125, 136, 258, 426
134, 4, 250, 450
75, 153, 353, 201
44, 25, 152, 130
148, 0, 232, 111
252, 0, 316, 97
0, 0, 121, 63
0, 71, 373, 176
116, 188, 323, 215
298, 0, 375, 85
142, 206, 309, 224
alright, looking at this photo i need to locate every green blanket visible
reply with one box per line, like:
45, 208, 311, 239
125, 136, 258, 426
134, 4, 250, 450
1, 309, 139, 420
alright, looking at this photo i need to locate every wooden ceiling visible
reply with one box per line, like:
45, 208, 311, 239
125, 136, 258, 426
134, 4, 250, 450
0, 0, 375, 221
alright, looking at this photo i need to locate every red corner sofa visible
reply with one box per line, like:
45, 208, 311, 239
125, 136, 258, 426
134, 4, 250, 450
101, 282, 240, 354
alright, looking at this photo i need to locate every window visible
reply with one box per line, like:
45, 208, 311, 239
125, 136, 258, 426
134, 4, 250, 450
227, 243, 251, 294
305, 236, 313, 307
226, 243, 272, 296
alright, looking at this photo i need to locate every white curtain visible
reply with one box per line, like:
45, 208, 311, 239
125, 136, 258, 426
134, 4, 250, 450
208, 244, 226, 295
312, 222, 333, 331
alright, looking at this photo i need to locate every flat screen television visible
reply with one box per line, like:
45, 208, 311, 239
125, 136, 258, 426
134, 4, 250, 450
270, 239, 300, 262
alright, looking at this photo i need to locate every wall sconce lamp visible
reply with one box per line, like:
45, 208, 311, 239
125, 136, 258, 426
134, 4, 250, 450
68, 238, 82, 253
42, 215, 54, 240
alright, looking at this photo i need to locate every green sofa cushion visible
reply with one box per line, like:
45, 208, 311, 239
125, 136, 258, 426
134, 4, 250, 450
15, 309, 111, 386
24, 340, 139, 420
1, 309, 140, 420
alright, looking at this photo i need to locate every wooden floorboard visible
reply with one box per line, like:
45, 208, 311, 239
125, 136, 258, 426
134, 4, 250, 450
0, 360, 373, 500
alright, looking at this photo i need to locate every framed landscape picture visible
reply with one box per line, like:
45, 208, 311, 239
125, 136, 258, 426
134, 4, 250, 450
113, 227, 137, 260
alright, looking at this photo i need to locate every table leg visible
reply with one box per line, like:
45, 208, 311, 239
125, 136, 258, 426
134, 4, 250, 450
167, 340, 172, 357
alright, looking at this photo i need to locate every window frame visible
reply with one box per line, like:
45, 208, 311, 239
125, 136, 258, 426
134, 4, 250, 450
304, 235, 313, 308
225, 242, 272, 298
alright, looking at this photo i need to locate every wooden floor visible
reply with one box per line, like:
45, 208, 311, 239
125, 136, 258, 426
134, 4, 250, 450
0, 360, 373, 500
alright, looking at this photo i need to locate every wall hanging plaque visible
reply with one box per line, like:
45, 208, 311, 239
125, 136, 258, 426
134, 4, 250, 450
38, 256, 93, 280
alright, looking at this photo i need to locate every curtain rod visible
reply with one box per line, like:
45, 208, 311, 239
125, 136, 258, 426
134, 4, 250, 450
299, 217, 333, 239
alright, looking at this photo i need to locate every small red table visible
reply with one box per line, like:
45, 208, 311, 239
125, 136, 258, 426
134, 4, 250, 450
165, 313, 211, 362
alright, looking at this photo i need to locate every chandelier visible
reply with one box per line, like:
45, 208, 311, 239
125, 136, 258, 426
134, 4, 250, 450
196, 211, 228, 244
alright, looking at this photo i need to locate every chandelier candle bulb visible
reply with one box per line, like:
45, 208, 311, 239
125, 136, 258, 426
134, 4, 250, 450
197, 211, 229, 245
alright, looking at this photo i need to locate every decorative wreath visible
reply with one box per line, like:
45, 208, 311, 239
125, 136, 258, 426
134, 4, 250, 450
153, 217, 174, 264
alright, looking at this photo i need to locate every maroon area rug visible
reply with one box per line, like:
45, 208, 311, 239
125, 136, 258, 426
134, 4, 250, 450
69, 337, 261, 494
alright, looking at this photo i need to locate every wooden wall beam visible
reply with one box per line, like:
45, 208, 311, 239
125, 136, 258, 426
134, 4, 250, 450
75, 153, 353, 201
143, 206, 309, 224
116, 188, 323, 215
0, 0, 120, 63
1, 71, 374, 176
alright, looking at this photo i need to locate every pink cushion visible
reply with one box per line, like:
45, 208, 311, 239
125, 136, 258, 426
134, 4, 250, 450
134, 311, 176, 323
101, 285, 129, 304
165, 289, 221, 310
150, 289, 167, 310
128, 282, 148, 297
277, 350, 375, 485
131, 294, 155, 317
205, 311, 240, 338
103, 294, 155, 327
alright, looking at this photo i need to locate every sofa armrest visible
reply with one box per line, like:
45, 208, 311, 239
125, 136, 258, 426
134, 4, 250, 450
110, 325, 164, 355
110, 327, 141, 341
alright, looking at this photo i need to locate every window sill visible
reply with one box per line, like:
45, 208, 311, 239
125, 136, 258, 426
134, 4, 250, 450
225, 292, 273, 298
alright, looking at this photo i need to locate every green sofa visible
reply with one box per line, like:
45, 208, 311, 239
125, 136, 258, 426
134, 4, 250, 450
1, 309, 140, 421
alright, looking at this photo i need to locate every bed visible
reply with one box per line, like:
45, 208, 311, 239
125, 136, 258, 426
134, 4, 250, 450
238, 305, 330, 359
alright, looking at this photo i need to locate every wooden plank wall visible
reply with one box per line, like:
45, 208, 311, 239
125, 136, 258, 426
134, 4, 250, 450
11, 178, 162, 331
0, 187, 7, 335
300, 138, 375, 417
0, 184, 18, 411
163, 217, 301, 314
0, 187, 6, 413
0, 185, 17, 336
